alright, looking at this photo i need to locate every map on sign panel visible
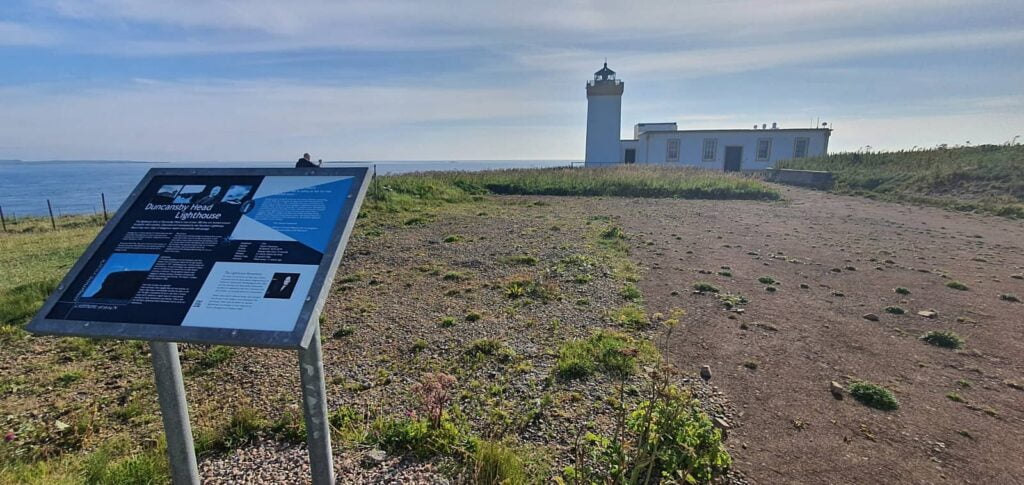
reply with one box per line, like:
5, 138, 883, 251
28, 168, 369, 348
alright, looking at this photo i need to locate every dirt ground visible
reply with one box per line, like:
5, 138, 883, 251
609, 186, 1024, 484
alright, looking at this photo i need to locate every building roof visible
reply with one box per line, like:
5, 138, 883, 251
631, 127, 832, 138
594, 62, 615, 77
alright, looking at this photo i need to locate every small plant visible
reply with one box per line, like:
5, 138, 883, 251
474, 440, 527, 484
765, 286, 777, 293
621, 283, 642, 301
411, 339, 428, 353
611, 304, 649, 329
946, 392, 965, 403
404, 215, 429, 226
555, 331, 653, 380
440, 316, 457, 327
55, 371, 84, 386
574, 274, 593, 284
718, 293, 748, 309
848, 381, 899, 411
894, 287, 910, 295
884, 306, 906, 315
465, 311, 482, 322
946, 281, 969, 291
920, 330, 964, 349
442, 271, 468, 281
1000, 294, 1021, 303
503, 254, 539, 266
443, 235, 461, 243
467, 338, 503, 357
758, 276, 777, 285
411, 372, 457, 429
503, 278, 558, 301
332, 325, 355, 338
692, 282, 720, 293
601, 225, 626, 239
194, 345, 235, 371
743, 361, 758, 370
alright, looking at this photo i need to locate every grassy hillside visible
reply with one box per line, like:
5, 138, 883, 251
777, 144, 1024, 218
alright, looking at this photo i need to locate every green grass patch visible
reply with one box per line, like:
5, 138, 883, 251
620, 283, 642, 302
848, 381, 899, 411
692, 281, 720, 293
920, 330, 964, 349
777, 145, 1024, 218
610, 304, 649, 329
555, 331, 656, 380
946, 281, 969, 291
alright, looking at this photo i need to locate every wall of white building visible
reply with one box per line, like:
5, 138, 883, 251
631, 129, 829, 170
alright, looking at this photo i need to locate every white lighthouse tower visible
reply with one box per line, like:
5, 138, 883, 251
584, 63, 624, 166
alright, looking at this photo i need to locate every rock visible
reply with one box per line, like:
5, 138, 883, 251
361, 449, 387, 468
830, 381, 844, 399
862, 313, 880, 322
918, 310, 938, 318
700, 365, 712, 382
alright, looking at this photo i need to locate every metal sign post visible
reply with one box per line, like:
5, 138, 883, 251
151, 341, 201, 484
299, 326, 334, 484
27, 167, 370, 485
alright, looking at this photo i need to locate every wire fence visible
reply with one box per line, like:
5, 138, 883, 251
0, 193, 117, 232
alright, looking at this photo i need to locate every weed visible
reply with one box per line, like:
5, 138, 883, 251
502, 254, 539, 266
55, 371, 83, 386
443, 235, 462, 243
194, 407, 268, 456
442, 271, 469, 282
692, 282, 720, 293
621, 283, 642, 302
332, 325, 355, 338
191, 345, 235, 372
946, 392, 966, 403
601, 226, 627, 239
464, 311, 482, 322
920, 330, 964, 349
411, 339, 429, 353
758, 276, 777, 285
946, 281, 969, 291
611, 304, 649, 329
718, 293, 748, 309
894, 287, 910, 295
473, 440, 527, 485
502, 278, 559, 301
848, 381, 899, 411
440, 316, 457, 328
555, 331, 655, 380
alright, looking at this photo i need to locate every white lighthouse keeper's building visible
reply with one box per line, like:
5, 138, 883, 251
583, 63, 831, 171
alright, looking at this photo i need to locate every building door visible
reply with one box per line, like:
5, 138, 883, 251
724, 146, 742, 172
624, 149, 636, 164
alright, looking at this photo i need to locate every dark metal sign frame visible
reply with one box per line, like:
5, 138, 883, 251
27, 167, 370, 349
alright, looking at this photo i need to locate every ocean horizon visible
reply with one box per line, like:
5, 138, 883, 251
0, 159, 576, 217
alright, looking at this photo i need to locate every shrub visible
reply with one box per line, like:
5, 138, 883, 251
443, 235, 461, 243
758, 276, 777, 285
946, 281, 969, 291
473, 440, 527, 485
848, 381, 899, 411
411, 339, 428, 353
464, 311, 482, 322
502, 254, 539, 266
920, 330, 964, 349
411, 373, 457, 429
894, 287, 910, 295
440, 316, 457, 327
442, 271, 469, 281
718, 293, 748, 309
601, 226, 627, 239
692, 282, 720, 293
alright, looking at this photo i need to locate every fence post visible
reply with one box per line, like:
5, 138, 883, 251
47, 200, 56, 230
101, 193, 108, 221
0, 205, 6, 232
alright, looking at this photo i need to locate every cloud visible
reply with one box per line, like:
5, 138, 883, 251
0, 21, 58, 46
0, 80, 580, 161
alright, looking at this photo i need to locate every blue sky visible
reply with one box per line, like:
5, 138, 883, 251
1, 0, 1022, 161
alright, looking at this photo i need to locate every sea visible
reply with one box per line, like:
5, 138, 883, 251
0, 160, 575, 218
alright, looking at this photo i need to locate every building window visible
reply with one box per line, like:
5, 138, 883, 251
666, 139, 680, 162
702, 138, 717, 161
793, 137, 809, 158
756, 138, 772, 161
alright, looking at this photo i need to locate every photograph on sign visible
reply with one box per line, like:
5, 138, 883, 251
28, 167, 369, 349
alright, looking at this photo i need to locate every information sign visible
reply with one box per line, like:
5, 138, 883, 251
28, 167, 369, 349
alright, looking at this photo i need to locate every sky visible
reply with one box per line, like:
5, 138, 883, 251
1, 0, 1022, 162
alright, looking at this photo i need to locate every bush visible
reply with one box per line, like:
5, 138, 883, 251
718, 293, 748, 309
884, 306, 905, 315
621, 283, 642, 302
848, 381, 899, 411
611, 304, 649, 329
758, 276, 777, 285
894, 287, 910, 295
920, 330, 964, 349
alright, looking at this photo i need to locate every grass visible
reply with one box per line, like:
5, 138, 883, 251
370, 166, 779, 213
555, 331, 655, 380
620, 283, 642, 302
610, 304, 649, 329
473, 440, 528, 484
848, 381, 899, 411
692, 282, 720, 293
920, 330, 964, 349
777, 144, 1024, 218
945, 281, 969, 291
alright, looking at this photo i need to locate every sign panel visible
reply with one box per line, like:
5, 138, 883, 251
27, 167, 369, 349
